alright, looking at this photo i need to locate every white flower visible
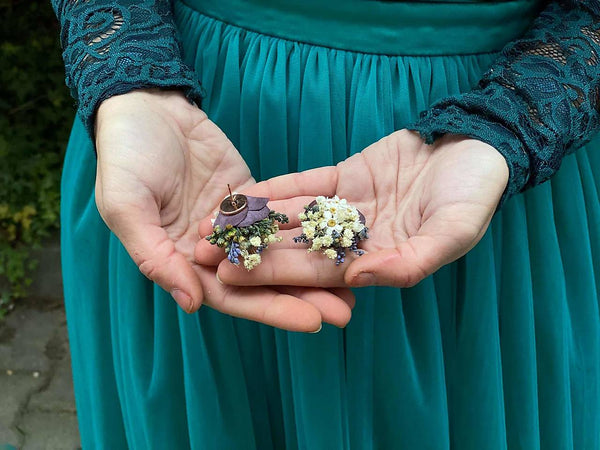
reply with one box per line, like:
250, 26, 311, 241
249, 236, 262, 247
331, 224, 344, 234
244, 253, 262, 270
298, 213, 307, 221
299, 196, 367, 256
324, 249, 337, 259
352, 222, 365, 233
311, 237, 323, 250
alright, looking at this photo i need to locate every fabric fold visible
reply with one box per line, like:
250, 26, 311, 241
59, 1, 600, 448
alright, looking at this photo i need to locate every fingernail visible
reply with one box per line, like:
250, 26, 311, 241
171, 289, 192, 311
309, 324, 322, 334
215, 272, 223, 285
352, 272, 376, 287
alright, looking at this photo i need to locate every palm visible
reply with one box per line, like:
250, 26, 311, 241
95, 90, 353, 330
95, 89, 254, 280
207, 129, 508, 288
324, 130, 508, 285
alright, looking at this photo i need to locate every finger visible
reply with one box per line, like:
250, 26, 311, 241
276, 286, 354, 328
198, 214, 216, 238
264, 196, 317, 229
105, 203, 204, 312
195, 214, 225, 265
344, 203, 488, 287
329, 287, 357, 310
195, 201, 309, 266
195, 237, 227, 266
217, 249, 349, 287
344, 232, 472, 288
195, 217, 229, 266
196, 227, 306, 267
242, 166, 338, 200
195, 266, 322, 332
194, 195, 309, 265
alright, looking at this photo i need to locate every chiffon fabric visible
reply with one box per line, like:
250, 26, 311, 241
61, 0, 600, 448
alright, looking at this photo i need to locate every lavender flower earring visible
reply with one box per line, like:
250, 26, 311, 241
293, 196, 369, 265
206, 186, 288, 270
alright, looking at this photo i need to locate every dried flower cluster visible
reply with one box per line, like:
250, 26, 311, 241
206, 211, 288, 270
293, 196, 368, 265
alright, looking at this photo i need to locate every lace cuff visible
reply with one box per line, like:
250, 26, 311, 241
52, 0, 204, 138
407, 0, 600, 207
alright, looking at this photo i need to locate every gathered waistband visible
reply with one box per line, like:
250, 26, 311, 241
180, 0, 544, 55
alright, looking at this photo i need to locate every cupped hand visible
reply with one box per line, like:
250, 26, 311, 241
196, 129, 508, 288
94, 89, 353, 331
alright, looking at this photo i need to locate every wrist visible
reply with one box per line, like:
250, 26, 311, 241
95, 89, 192, 141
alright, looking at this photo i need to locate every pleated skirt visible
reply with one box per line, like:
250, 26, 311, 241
60, 0, 600, 448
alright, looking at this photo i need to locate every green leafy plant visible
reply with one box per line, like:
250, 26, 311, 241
0, 0, 74, 316
206, 211, 289, 270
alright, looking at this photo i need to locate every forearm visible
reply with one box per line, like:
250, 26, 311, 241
407, 0, 600, 205
52, 0, 204, 137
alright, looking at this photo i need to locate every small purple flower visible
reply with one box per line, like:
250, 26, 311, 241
227, 242, 242, 265
214, 196, 271, 229
335, 249, 346, 266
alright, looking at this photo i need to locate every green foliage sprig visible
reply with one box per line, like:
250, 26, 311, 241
206, 211, 288, 270
0, 1, 74, 316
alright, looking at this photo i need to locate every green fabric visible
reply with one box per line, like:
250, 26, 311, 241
407, 0, 600, 207
183, 0, 543, 55
61, 0, 600, 448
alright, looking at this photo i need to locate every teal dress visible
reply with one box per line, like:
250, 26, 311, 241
55, 0, 600, 448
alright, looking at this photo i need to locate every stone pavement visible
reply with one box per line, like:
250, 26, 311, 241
0, 297, 80, 449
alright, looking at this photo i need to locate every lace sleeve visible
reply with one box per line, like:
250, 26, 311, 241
407, 0, 600, 206
52, 0, 204, 137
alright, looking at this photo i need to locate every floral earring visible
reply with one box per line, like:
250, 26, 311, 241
206, 186, 288, 270
293, 195, 368, 265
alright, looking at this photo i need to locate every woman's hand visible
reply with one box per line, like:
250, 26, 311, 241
95, 89, 353, 331
197, 129, 509, 288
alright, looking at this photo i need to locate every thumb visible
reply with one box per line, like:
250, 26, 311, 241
345, 211, 486, 288
100, 199, 204, 312
344, 237, 449, 288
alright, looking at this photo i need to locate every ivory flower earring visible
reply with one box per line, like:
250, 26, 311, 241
293, 195, 369, 265
206, 185, 288, 270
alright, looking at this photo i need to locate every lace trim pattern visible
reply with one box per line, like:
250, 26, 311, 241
52, 0, 205, 136
408, 0, 600, 206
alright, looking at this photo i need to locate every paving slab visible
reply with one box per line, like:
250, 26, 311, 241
29, 354, 76, 414
19, 412, 80, 450
0, 373, 44, 428
0, 308, 64, 372
0, 300, 80, 448
0, 426, 20, 448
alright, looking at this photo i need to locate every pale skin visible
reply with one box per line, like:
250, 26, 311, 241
195, 129, 509, 290
94, 89, 355, 332
95, 89, 508, 332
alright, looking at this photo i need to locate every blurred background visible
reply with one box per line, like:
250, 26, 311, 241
1, 0, 81, 447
